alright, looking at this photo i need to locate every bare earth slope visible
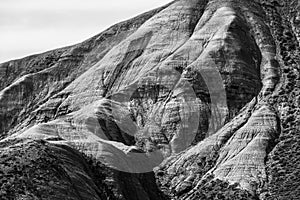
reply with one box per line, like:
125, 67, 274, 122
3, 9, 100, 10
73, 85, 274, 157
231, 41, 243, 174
0, 0, 299, 200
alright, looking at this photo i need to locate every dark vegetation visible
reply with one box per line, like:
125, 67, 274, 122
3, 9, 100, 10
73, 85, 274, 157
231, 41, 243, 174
0, 139, 77, 200
182, 174, 258, 200
259, 0, 300, 199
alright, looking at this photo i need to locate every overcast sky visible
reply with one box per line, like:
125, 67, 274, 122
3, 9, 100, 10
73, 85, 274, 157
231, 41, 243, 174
0, 0, 172, 63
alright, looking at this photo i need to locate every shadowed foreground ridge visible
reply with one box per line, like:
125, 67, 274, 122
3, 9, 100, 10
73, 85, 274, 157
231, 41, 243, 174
0, 0, 299, 199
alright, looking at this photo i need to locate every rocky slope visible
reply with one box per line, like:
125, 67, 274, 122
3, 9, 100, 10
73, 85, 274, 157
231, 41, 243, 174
0, 0, 299, 199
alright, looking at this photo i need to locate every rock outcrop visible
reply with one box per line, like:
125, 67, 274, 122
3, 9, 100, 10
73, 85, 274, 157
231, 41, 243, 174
0, 0, 299, 199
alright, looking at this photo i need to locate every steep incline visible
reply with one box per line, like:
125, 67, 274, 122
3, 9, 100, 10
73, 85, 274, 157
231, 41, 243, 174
0, 0, 299, 200
0, 4, 170, 138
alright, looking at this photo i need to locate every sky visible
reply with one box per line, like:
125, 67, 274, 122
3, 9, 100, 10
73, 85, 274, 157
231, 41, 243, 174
0, 0, 172, 63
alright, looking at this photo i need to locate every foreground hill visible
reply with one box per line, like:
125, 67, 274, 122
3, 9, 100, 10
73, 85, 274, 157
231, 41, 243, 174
0, 0, 299, 199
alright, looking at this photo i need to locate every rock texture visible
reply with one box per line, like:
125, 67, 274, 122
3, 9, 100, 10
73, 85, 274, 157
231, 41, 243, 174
0, 0, 299, 199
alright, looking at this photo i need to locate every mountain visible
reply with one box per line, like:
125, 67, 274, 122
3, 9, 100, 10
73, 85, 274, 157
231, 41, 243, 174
0, 0, 299, 199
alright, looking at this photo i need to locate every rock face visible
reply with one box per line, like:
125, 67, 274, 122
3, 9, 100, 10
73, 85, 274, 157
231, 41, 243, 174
0, 0, 299, 199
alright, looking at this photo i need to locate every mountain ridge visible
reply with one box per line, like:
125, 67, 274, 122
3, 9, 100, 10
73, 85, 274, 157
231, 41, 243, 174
0, 0, 299, 199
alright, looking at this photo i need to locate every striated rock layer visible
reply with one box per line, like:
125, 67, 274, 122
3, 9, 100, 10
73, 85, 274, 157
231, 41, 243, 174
0, 0, 299, 199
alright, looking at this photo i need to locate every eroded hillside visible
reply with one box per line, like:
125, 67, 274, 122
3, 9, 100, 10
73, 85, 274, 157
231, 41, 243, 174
0, 0, 299, 199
